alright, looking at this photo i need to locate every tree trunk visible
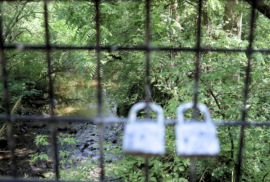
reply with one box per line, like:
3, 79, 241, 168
223, 0, 243, 39
168, 1, 181, 58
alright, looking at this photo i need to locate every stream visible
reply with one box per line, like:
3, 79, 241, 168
0, 73, 123, 181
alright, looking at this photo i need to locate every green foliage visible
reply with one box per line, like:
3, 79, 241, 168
0, 2, 89, 112
4, 0, 270, 181
35, 135, 49, 146
104, 128, 189, 181
59, 161, 100, 181
24, 173, 29, 178
58, 133, 80, 145
29, 152, 49, 163
30, 135, 49, 163
58, 133, 81, 166
59, 128, 189, 181
30, 133, 80, 168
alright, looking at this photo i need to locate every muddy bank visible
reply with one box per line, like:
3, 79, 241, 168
0, 73, 122, 180
0, 125, 40, 177
0, 120, 123, 180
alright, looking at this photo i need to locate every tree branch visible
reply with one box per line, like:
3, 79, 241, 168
262, 172, 269, 182
6, 59, 21, 72
19, 27, 32, 35
246, 0, 270, 20
7, 31, 24, 45
200, 78, 235, 171
4, 1, 27, 41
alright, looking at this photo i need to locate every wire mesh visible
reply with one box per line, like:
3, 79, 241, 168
0, 0, 261, 181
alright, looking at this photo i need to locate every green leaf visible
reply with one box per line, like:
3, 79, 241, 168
179, 166, 185, 171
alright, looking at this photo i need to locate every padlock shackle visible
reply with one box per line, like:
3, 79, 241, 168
128, 102, 164, 125
177, 102, 212, 124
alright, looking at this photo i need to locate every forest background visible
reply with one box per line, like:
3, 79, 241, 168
1, 0, 270, 181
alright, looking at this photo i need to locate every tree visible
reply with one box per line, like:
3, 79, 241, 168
0, 1, 86, 111
2, 0, 270, 181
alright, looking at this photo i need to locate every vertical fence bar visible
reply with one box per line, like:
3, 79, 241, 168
145, 0, 151, 181
95, 0, 105, 181
189, 158, 195, 182
145, 0, 151, 113
95, 0, 102, 116
236, 0, 256, 181
190, 0, 202, 181
145, 157, 149, 182
192, 0, 202, 120
0, 2, 17, 178
43, 1, 59, 180
0, 1, 262, 182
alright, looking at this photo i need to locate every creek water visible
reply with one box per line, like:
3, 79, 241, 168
0, 73, 123, 181
53, 73, 117, 117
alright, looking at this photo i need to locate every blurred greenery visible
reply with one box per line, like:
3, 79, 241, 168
2, 0, 270, 181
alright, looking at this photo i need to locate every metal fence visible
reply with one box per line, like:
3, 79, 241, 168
0, 0, 267, 181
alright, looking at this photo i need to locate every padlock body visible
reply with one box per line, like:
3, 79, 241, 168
123, 122, 165, 156
176, 122, 220, 156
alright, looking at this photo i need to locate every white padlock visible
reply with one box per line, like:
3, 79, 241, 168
176, 102, 220, 156
123, 102, 165, 156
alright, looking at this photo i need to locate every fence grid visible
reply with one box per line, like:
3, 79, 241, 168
0, 0, 262, 181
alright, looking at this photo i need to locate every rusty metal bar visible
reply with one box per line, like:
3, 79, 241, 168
0, 1, 17, 178
3, 45, 270, 53
43, 1, 59, 180
144, 0, 151, 181
190, 0, 202, 181
0, 179, 92, 182
236, 0, 256, 181
0, 0, 264, 1
0, 0, 267, 182
192, 0, 202, 120
1, 115, 270, 126
95, 0, 105, 181
189, 157, 195, 182
145, 0, 151, 111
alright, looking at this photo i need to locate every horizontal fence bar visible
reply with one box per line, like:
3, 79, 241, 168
0, 178, 94, 182
5, 0, 260, 1
0, 115, 270, 126
4, 45, 270, 53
